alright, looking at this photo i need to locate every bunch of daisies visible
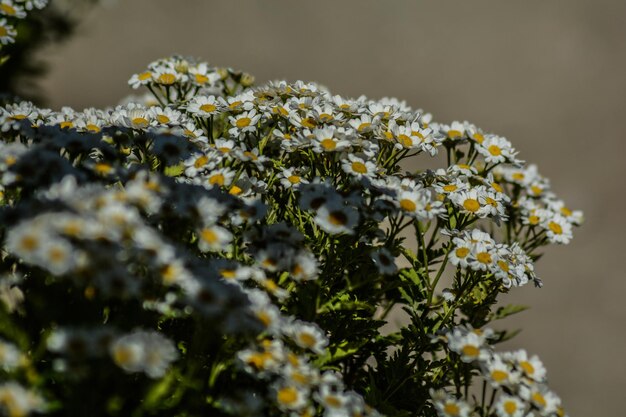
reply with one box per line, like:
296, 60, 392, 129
0, 0, 49, 47
0, 55, 581, 417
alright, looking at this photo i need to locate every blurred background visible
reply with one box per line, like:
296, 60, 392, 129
31, 0, 626, 415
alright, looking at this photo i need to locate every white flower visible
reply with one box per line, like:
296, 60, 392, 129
429, 389, 471, 417
285, 320, 329, 355
197, 225, 232, 252
228, 110, 261, 136
341, 154, 377, 179
314, 202, 359, 235
477, 135, 517, 164
0, 382, 45, 417
186, 95, 222, 117
110, 330, 179, 378
494, 395, 525, 417
446, 327, 491, 363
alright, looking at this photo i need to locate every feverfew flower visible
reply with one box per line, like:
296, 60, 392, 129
430, 389, 471, 417
0, 382, 45, 417
285, 320, 329, 355
446, 326, 491, 362
110, 330, 179, 378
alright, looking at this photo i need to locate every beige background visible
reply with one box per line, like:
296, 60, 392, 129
38, 1, 626, 415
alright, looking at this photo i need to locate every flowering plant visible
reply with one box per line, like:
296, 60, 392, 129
0, 51, 582, 417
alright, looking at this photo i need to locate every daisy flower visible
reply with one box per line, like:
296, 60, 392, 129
197, 225, 232, 252
278, 168, 309, 189
449, 188, 485, 216
186, 95, 222, 118
274, 383, 310, 411
314, 202, 359, 235
446, 327, 490, 363
494, 395, 526, 417
429, 389, 471, 417
0, 382, 45, 417
371, 247, 397, 275
0, 1, 26, 18
0, 18, 16, 45
311, 126, 352, 153
477, 135, 517, 164
543, 214, 573, 244
228, 110, 261, 136
341, 154, 377, 179
506, 349, 547, 383
110, 330, 179, 379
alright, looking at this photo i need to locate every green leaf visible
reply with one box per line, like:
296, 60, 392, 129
491, 304, 529, 321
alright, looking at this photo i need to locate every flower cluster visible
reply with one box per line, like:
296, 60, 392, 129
432, 325, 566, 417
0, 0, 48, 48
0, 55, 581, 417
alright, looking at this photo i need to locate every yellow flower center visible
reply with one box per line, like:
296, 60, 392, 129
351, 161, 367, 174
443, 184, 457, 192
19, 235, 39, 252
329, 210, 348, 226
443, 403, 460, 416
299, 332, 317, 348
447, 129, 462, 139
512, 172, 525, 181
157, 73, 176, 85
497, 260, 509, 272
560, 207, 573, 217
357, 122, 371, 132
156, 115, 170, 124
463, 198, 480, 213
0, 26, 7, 37
138, 71, 152, 81
399, 199, 417, 212
398, 134, 413, 148
229, 185, 242, 195
477, 252, 492, 264
488, 145, 502, 156
200, 104, 217, 113
503, 400, 518, 415
60, 121, 74, 129
528, 215, 540, 225
194, 155, 209, 168
194, 73, 209, 84
520, 360, 535, 375
491, 370, 508, 382
455, 247, 470, 258
48, 247, 67, 263
320, 138, 337, 150
288, 175, 301, 184
462, 344, 480, 358
220, 269, 236, 279
132, 117, 149, 128
86, 124, 100, 133
113, 346, 134, 366
0, 4, 16, 15
95, 163, 112, 174
532, 392, 547, 408
301, 117, 316, 128
209, 173, 225, 186
200, 229, 218, 244
257, 311, 272, 327
319, 113, 333, 122
491, 182, 504, 193
473, 132, 484, 144
548, 221, 563, 235
325, 395, 343, 408
276, 387, 298, 405
236, 117, 251, 128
